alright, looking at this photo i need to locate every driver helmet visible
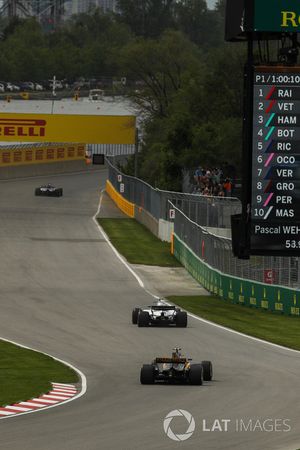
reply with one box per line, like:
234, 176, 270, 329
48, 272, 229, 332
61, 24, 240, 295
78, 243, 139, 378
172, 347, 181, 359
154, 298, 165, 306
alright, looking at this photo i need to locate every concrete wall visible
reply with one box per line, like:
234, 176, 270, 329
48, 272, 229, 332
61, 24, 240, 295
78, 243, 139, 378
135, 205, 159, 236
158, 219, 174, 242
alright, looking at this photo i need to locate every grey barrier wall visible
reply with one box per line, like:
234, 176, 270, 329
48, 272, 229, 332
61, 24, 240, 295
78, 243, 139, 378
135, 206, 159, 237
107, 158, 300, 288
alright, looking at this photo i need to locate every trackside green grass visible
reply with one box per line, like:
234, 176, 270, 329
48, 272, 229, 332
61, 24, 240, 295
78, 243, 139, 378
168, 296, 300, 351
0, 340, 78, 406
98, 218, 181, 266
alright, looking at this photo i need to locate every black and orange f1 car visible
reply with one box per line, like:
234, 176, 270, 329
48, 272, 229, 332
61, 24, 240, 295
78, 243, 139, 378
140, 348, 213, 385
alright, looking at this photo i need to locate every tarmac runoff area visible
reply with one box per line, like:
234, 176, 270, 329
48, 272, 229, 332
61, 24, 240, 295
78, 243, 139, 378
0, 170, 299, 450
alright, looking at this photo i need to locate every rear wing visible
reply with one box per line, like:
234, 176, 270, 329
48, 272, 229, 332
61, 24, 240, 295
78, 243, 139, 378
155, 357, 187, 364
151, 306, 176, 310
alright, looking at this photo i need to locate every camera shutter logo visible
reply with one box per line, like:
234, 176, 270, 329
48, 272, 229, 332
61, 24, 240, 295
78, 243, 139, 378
163, 409, 195, 441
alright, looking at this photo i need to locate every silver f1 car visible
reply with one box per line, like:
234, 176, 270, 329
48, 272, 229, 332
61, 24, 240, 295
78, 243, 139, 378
35, 184, 63, 197
140, 348, 213, 385
132, 300, 187, 327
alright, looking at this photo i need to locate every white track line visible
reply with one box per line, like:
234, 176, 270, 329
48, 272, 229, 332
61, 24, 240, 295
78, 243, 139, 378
95, 189, 300, 356
93, 190, 145, 289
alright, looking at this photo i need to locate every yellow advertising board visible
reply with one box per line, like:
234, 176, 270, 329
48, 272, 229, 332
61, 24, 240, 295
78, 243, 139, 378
0, 144, 85, 167
0, 113, 136, 144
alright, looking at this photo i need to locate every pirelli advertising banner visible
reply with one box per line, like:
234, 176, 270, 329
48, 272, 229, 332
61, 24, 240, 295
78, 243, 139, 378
0, 113, 136, 144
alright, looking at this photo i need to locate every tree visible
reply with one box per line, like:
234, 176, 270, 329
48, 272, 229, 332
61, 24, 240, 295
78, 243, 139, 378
120, 30, 202, 117
117, 0, 175, 38
173, 0, 225, 48
121, 42, 245, 190
0, 19, 49, 80
215, 0, 226, 16
202, 45, 245, 120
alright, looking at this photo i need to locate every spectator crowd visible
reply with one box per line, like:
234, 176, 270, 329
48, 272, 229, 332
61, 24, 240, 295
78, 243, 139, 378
193, 167, 233, 197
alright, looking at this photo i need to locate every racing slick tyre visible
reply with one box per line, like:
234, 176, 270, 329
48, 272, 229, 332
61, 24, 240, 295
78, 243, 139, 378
35, 188, 41, 196
132, 308, 140, 324
176, 311, 187, 327
58, 188, 63, 197
140, 365, 155, 384
189, 364, 203, 385
137, 311, 150, 327
201, 361, 213, 381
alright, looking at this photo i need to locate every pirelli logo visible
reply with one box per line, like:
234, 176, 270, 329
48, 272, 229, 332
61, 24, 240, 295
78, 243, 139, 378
0, 118, 46, 137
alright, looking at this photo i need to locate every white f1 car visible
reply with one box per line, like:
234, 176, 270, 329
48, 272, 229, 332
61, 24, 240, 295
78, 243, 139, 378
35, 184, 63, 197
132, 300, 187, 327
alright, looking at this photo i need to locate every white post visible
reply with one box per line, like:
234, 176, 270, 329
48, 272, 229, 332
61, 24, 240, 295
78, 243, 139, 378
52, 75, 56, 97
51, 75, 56, 114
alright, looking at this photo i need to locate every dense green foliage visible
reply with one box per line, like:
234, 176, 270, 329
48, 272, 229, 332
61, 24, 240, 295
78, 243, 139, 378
115, 0, 245, 190
0, 0, 245, 190
0, 12, 132, 80
123, 38, 245, 190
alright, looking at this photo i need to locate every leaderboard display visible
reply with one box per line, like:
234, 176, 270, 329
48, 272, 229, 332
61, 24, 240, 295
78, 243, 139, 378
251, 66, 300, 255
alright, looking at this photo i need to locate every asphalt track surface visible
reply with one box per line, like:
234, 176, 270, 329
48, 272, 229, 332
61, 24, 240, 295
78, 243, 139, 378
0, 170, 299, 450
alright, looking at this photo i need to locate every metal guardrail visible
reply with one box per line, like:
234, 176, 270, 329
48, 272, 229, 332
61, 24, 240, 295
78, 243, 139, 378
88, 143, 135, 156
107, 158, 300, 288
172, 203, 299, 288
161, 192, 241, 228
107, 158, 241, 226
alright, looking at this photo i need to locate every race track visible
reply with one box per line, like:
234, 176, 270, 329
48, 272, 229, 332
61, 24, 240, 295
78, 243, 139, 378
0, 171, 299, 450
